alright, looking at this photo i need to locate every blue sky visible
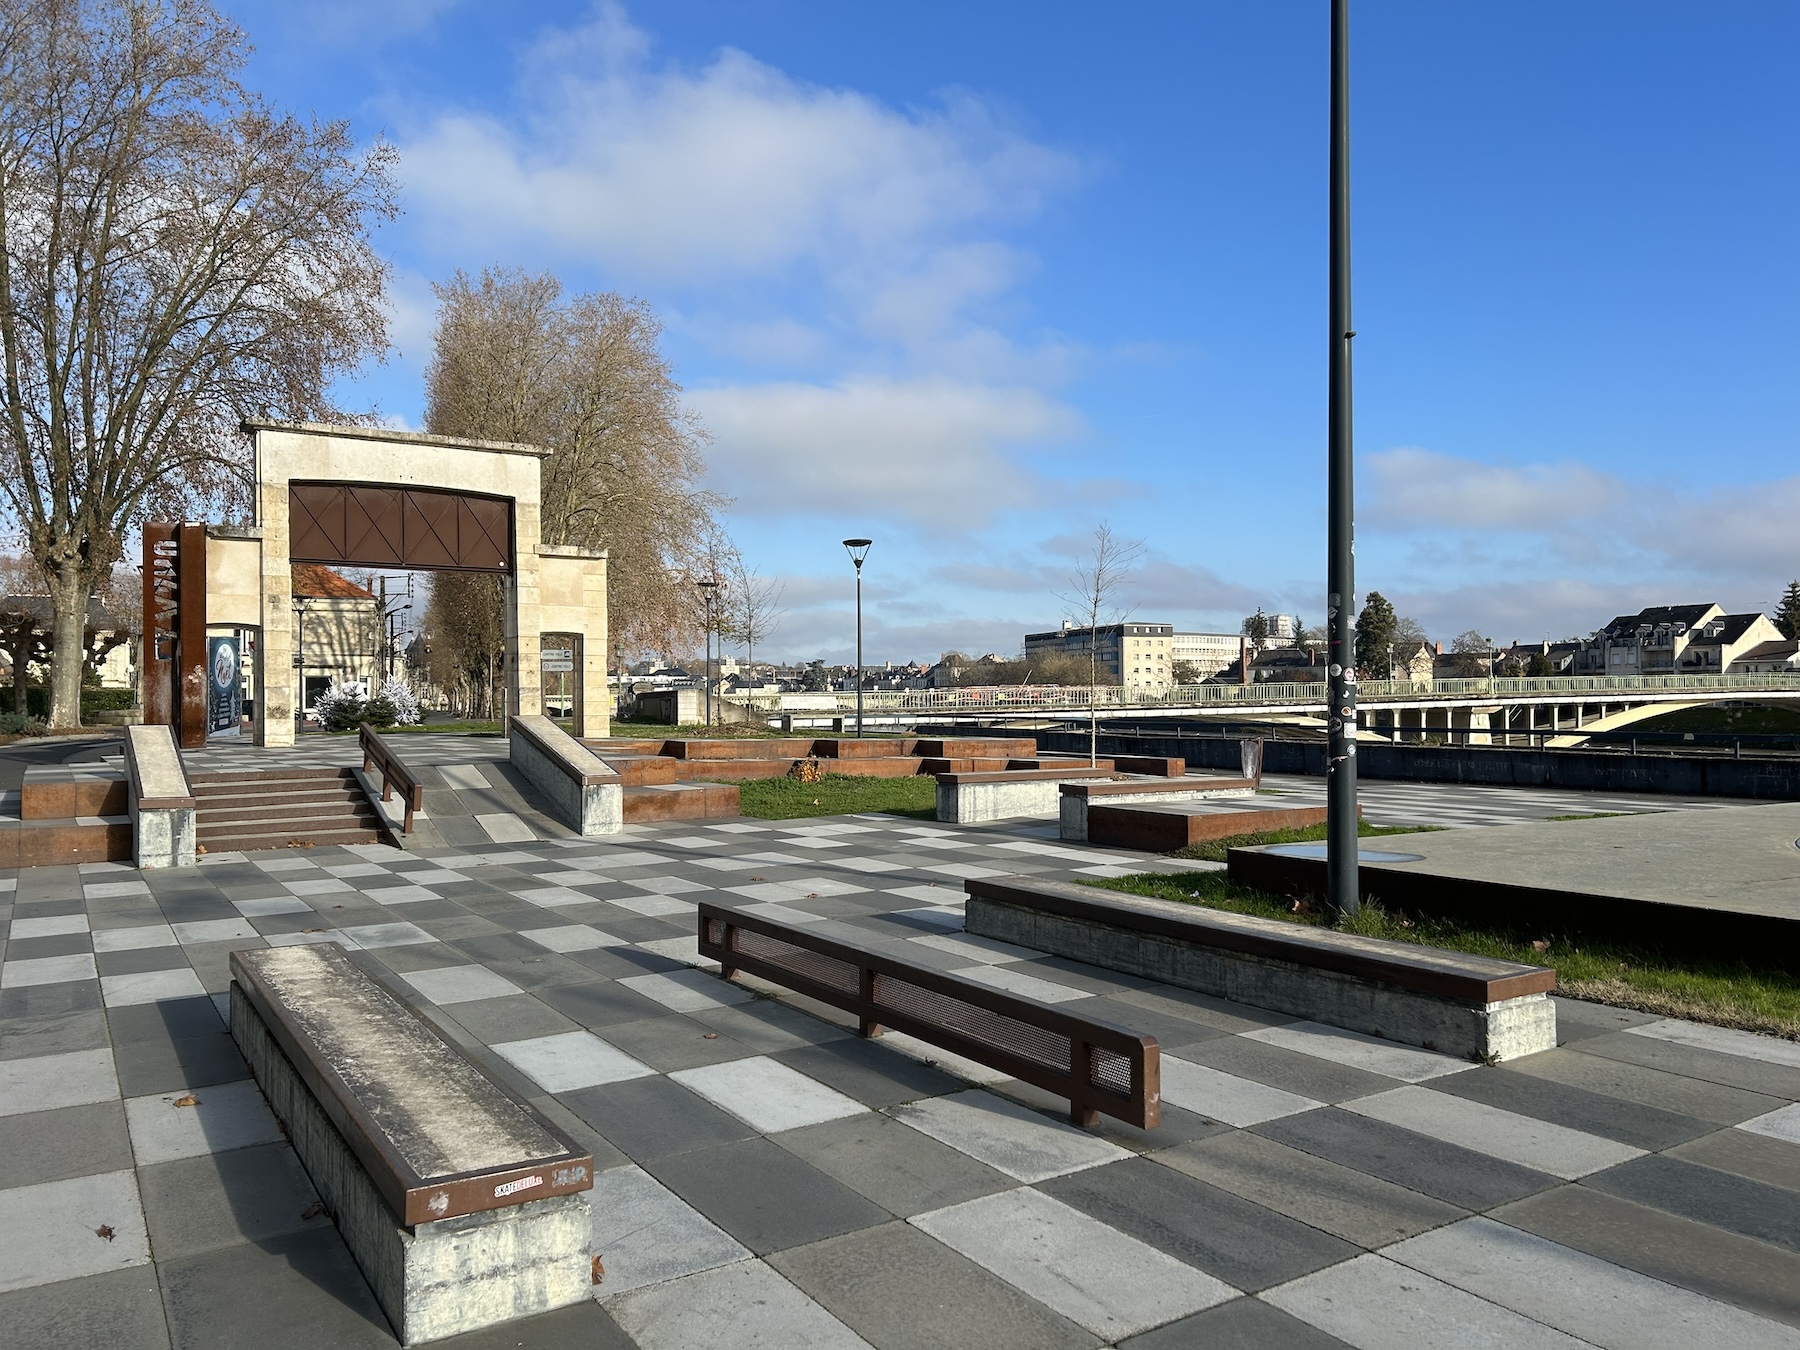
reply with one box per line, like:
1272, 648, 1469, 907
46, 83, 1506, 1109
222, 1, 1799, 663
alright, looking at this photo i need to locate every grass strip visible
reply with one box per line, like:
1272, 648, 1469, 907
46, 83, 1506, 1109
1167, 819, 1445, 864
730, 772, 937, 821
1093, 867, 1800, 1040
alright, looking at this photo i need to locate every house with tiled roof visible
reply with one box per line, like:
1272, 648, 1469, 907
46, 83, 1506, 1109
291, 564, 380, 714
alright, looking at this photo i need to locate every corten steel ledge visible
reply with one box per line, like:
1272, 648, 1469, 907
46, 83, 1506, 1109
230, 944, 593, 1226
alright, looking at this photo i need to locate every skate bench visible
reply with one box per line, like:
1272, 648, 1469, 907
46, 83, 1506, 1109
934, 764, 1119, 823
963, 876, 1556, 1063
230, 944, 594, 1345
697, 901, 1160, 1128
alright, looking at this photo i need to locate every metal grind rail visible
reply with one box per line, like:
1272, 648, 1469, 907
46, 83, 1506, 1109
359, 723, 424, 834
697, 902, 1160, 1128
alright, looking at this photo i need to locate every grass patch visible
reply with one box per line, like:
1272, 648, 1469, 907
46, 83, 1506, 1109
730, 772, 937, 820
1093, 869, 1800, 1040
1168, 819, 1444, 864
1544, 812, 1631, 822
613, 720, 789, 740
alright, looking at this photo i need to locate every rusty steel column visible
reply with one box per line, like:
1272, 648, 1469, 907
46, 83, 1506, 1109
142, 523, 179, 729
176, 523, 208, 749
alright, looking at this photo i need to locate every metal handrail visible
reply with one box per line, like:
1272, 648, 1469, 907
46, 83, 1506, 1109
698, 901, 1159, 1129
359, 723, 424, 835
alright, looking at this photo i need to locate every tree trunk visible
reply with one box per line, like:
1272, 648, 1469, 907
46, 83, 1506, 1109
47, 578, 89, 728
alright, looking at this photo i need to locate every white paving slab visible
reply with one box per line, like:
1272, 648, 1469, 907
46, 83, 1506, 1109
669, 1057, 866, 1133
281, 877, 353, 896
91, 924, 179, 952
513, 887, 595, 908
231, 897, 313, 917
0, 1047, 118, 1118
478, 813, 538, 843
81, 880, 151, 898
588, 1164, 751, 1296
884, 885, 964, 905
908, 932, 1035, 964
337, 921, 436, 949
1386, 1216, 1800, 1350
1738, 1102, 1800, 1146
829, 857, 909, 873
1342, 1086, 1645, 1180
360, 884, 441, 906
610, 893, 696, 917
637, 935, 705, 966
322, 863, 391, 878
100, 968, 209, 1007
890, 1089, 1130, 1182
1625, 1018, 1800, 1069
0, 1169, 150, 1293
894, 907, 964, 931
438, 763, 491, 790
171, 918, 261, 945
404, 964, 525, 1005
1264, 1252, 1597, 1349
872, 1032, 1014, 1086
605, 1258, 871, 1350
628, 875, 715, 896
732, 900, 829, 925
264, 929, 351, 948
948, 963, 1093, 1004
922, 862, 1011, 880
1158, 1055, 1324, 1127
492, 1031, 656, 1093
1, 953, 97, 987
9, 914, 90, 939
123, 1080, 283, 1164
620, 970, 756, 1013
253, 856, 317, 873
520, 924, 626, 953
912, 1187, 1234, 1338
1243, 1022, 1473, 1082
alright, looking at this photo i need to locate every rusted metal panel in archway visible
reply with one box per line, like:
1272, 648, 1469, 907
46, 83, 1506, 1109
289, 483, 513, 572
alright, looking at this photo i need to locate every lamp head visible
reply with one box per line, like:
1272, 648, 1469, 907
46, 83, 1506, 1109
843, 538, 873, 568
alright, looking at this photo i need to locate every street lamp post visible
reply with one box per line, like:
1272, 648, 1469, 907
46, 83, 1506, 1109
1326, 0, 1361, 917
843, 539, 872, 738
697, 580, 718, 727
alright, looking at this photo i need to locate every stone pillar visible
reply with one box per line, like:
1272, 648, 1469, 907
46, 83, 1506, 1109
508, 500, 543, 721
258, 471, 296, 748
579, 551, 609, 739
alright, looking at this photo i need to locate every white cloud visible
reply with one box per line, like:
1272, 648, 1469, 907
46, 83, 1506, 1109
691, 376, 1085, 526
1364, 447, 1626, 530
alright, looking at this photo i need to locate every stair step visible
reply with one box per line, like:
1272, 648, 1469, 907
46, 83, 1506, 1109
191, 766, 383, 854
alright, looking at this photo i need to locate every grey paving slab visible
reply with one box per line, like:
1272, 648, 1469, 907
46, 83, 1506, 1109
987, 1076, 1230, 1151
1157, 1054, 1322, 1127
437, 1300, 635, 1350
123, 1079, 283, 1165
1255, 1106, 1561, 1210
1157, 1128, 1466, 1248
588, 1163, 751, 1296
688, 998, 856, 1052
1177, 1033, 1401, 1104
1342, 1086, 1645, 1180
890, 1089, 1131, 1182
0, 1264, 171, 1350
1429, 1064, 1715, 1151
1574, 1030, 1800, 1102
770, 1219, 1100, 1350
111, 1032, 248, 1098
1494, 1184, 1800, 1328
1040, 1156, 1357, 1292
156, 1227, 393, 1349
1387, 1216, 1800, 1350
603, 1259, 870, 1350
1117, 1296, 1353, 1350
1504, 1044, 1790, 1125
138, 1142, 329, 1262
0, 981, 104, 1018
0, 1099, 135, 1190
590, 1014, 754, 1073
1262, 1252, 1589, 1348
647, 1136, 891, 1255
669, 1055, 867, 1133
0, 1006, 110, 1059
1666, 1127, 1800, 1194
773, 1112, 1017, 1217
0, 1043, 117, 1116
563, 1074, 760, 1162
771, 1037, 967, 1108
1582, 1152, 1800, 1252
912, 1186, 1236, 1340
536, 978, 674, 1029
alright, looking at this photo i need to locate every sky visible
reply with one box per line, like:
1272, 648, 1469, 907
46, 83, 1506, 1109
220, 0, 1800, 664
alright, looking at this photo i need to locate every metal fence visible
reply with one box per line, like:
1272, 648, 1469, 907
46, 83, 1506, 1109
723, 672, 1800, 718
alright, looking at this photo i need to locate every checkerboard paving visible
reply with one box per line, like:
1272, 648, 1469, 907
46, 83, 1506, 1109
0, 805, 1797, 1347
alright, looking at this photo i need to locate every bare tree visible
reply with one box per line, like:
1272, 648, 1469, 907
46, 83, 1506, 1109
724, 553, 784, 676
0, 0, 396, 725
425, 268, 725, 655
1060, 523, 1145, 765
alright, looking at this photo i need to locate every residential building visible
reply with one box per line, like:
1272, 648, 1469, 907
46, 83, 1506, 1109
1571, 604, 1782, 676
1024, 621, 1176, 690
291, 564, 381, 712
1729, 639, 1800, 673
1169, 631, 1245, 682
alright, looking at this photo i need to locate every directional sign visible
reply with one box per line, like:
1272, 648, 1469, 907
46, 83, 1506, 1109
541, 660, 574, 672
541, 648, 574, 662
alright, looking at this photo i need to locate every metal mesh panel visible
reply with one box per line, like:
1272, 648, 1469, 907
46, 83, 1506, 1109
704, 918, 726, 947
1090, 1047, 1132, 1097
732, 928, 860, 995
876, 977, 1071, 1073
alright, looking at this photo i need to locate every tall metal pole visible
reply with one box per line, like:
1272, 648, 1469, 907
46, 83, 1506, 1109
843, 539, 872, 739
1326, 0, 1360, 917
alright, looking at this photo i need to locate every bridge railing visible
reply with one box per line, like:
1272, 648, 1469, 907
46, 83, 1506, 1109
719, 672, 1800, 717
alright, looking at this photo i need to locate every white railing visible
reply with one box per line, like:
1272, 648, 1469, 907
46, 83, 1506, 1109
726, 672, 1800, 717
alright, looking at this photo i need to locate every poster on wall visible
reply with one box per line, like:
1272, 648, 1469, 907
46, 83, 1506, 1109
207, 636, 242, 737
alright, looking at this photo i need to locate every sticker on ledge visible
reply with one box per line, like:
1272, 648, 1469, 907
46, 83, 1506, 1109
494, 1175, 543, 1199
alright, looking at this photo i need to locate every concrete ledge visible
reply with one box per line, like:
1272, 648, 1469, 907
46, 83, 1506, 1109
936, 767, 1117, 824
1086, 802, 1331, 852
1058, 776, 1259, 841
963, 876, 1556, 1062
509, 715, 622, 835
124, 723, 196, 869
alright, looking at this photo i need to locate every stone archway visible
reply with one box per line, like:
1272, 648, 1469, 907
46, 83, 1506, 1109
145, 421, 610, 747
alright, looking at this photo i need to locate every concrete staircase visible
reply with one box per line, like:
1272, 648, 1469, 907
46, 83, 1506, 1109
190, 767, 384, 854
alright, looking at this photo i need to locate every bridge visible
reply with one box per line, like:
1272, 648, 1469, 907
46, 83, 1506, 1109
733, 673, 1800, 745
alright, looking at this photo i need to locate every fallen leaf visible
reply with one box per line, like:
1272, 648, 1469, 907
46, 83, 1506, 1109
300, 1202, 330, 1220
590, 1254, 605, 1285
196, 844, 208, 855
302, 927, 325, 933
95, 1225, 115, 1241
1531, 939, 1551, 953
172, 1095, 200, 1108
702, 1033, 719, 1040
806, 893, 819, 899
